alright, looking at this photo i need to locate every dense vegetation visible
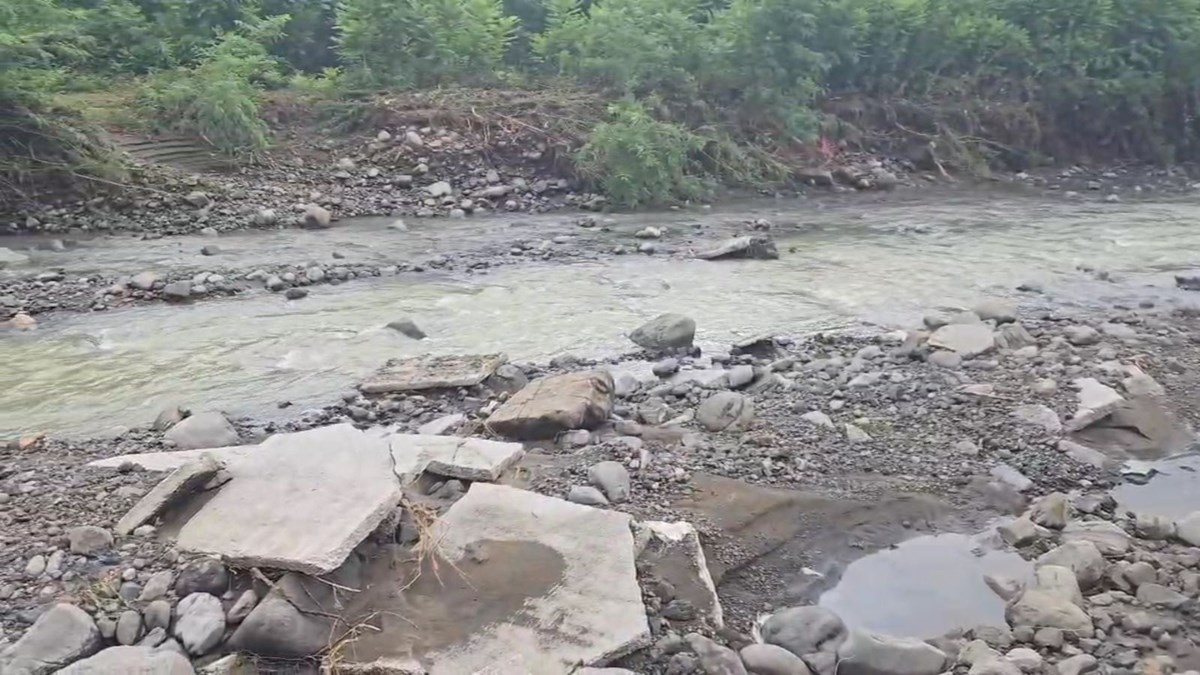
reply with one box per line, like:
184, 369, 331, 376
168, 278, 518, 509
4, 0, 1200, 204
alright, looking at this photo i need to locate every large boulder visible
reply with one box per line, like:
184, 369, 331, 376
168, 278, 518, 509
836, 630, 946, 675
697, 391, 754, 432
761, 606, 847, 675
0, 604, 102, 674
487, 371, 614, 440
928, 324, 995, 357
56, 647, 194, 675
1037, 541, 1104, 589
164, 412, 239, 450
630, 314, 696, 352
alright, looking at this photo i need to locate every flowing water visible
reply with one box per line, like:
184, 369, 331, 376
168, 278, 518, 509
4, 192, 1200, 437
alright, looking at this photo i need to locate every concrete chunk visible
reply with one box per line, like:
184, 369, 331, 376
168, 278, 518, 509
636, 521, 723, 628
344, 483, 650, 673
360, 353, 506, 393
1065, 378, 1125, 431
389, 434, 525, 482
175, 425, 401, 574
115, 456, 223, 535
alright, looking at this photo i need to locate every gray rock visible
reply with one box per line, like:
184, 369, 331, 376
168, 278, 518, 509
844, 423, 871, 443
265, 275, 285, 292
1062, 520, 1130, 556
728, 364, 755, 388
567, 485, 610, 506
928, 324, 996, 357
1004, 648, 1042, 673
974, 300, 1017, 323
1064, 326, 1100, 346
969, 658, 1022, 675
488, 371, 614, 440
697, 392, 755, 432
761, 606, 847, 670
1036, 541, 1104, 589
174, 558, 229, 598
130, 271, 161, 291
229, 588, 339, 658
695, 235, 779, 261
990, 464, 1033, 492
1013, 405, 1062, 434
836, 630, 946, 675
164, 412, 239, 450
417, 413, 465, 436
301, 204, 331, 229
630, 314, 697, 351
653, 358, 681, 378
143, 601, 172, 632
174, 593, 225, 655
425, 180, 452, 197
686, 633, 748, 675
116, 610, 141, 646
928, 351, 963, 369
284, 287, 308, 300
740, 643, 812, 675
588, 461, 631, 503
1056, 654, 1098, 675
1006, 580, 1092, 632
1134, 512, 1174, 540
0, 604, 102, 675
1176, 511, 1200, 546
1029, 493, 1070, 529
56, 646, 194, 675
387, 318, 426, 340
995, 323, 1036, 350
135, 627, 167, 648
24, 554, 46, 577
253, 208, 278, 227
162, 282, 191, 301
485, 363, 529, 395
227, 590, 258, 624
1136, 583, 1187, 608
67, 526, 113, 555
801, 410, 835, 429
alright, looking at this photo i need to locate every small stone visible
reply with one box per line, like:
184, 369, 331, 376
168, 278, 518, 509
697, 392, 754, 432
174, 593, 225, 655
25, 554, 47, 577
143, 600, 172, 631
801, 410, 835, 429
284, 287, 308, 300
1030, 493, 1070, 529
588, 461, 631, 503
739, 643, 812, 675
227, 590, 258, 624
686, 633, 748, 675
1033, 627, 1063, 649
999, 517, 1039, 546
116, 610, 142, 645
387, 318, 426, 340
175, 558, 229, 597
1136, 583, 1187, 608
1056, 654, 1098, 675
67, 526, 113, 555
1064, 326, 1100, 346
1005, 648, 1043, 673
566, 485, 610, 506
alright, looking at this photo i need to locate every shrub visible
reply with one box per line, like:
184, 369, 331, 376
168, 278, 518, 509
336, 0, 517, 87
574, 101, 709, 207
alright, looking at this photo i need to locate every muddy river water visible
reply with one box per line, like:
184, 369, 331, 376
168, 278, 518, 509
4, 192, 1200, 438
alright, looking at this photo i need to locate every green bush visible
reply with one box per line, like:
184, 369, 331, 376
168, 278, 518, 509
137, 15, 287, 157
575, 101, 709, 207
336, 0, 517, 86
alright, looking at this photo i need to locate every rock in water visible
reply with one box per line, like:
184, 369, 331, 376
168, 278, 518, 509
387, 318, 427, 340
487, 371, 614, 440
630, 314, 696, 351
174, 593, 225, 655
836, 631, 946, 675
928, 323, 996, 357
0, 604, 102, 674
56, 647, 194, 675
164, 411, 239, 449
301, 204, 331, 229
697, 391, 754, 432
696, 235, 780, 260
588, 461, 631, 503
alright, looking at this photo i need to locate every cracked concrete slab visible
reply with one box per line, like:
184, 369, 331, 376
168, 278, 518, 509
115, 455, 223, 535
390, 435, 525, 482
341, 483, 650, 674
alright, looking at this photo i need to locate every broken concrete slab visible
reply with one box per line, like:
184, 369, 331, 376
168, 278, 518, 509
360, 353, 507, 394
487, 370, 614, 440
89, 446, 259, 472
341, 483, 650, 674
389, 434, 525, 482
1071, 396, 1195, 460
175, 424, 401, 575
115, 455, 223, 535
635, 521, 723, 628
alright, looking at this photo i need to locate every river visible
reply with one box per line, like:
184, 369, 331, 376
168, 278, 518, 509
3, 191, 1200, 437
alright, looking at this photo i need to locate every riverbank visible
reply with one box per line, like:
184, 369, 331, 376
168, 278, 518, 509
3, 295, 1200, 673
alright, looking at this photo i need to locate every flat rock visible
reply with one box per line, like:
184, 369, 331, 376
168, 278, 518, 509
836, 630, 946, 675
696, 235, 779, 260
175, 425, 402, 574
635, 521, 723, 628
56, 646, 194, 675
165, 412, 239, 450
928, 324, 996, 357
360, 353, 507, 393
344, 483, 650, 673
416, 413, 465, 436
389, 434, 525, 482
487, 371, 614, 440
116, 455, 222, 535
1013, 405, 1062, 434
0, 604, 102, 675
1061, 520, 1131, 556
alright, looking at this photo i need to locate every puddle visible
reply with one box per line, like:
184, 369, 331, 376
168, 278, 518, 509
818, 532, 1032, 639
1111, 453, 1200, 519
